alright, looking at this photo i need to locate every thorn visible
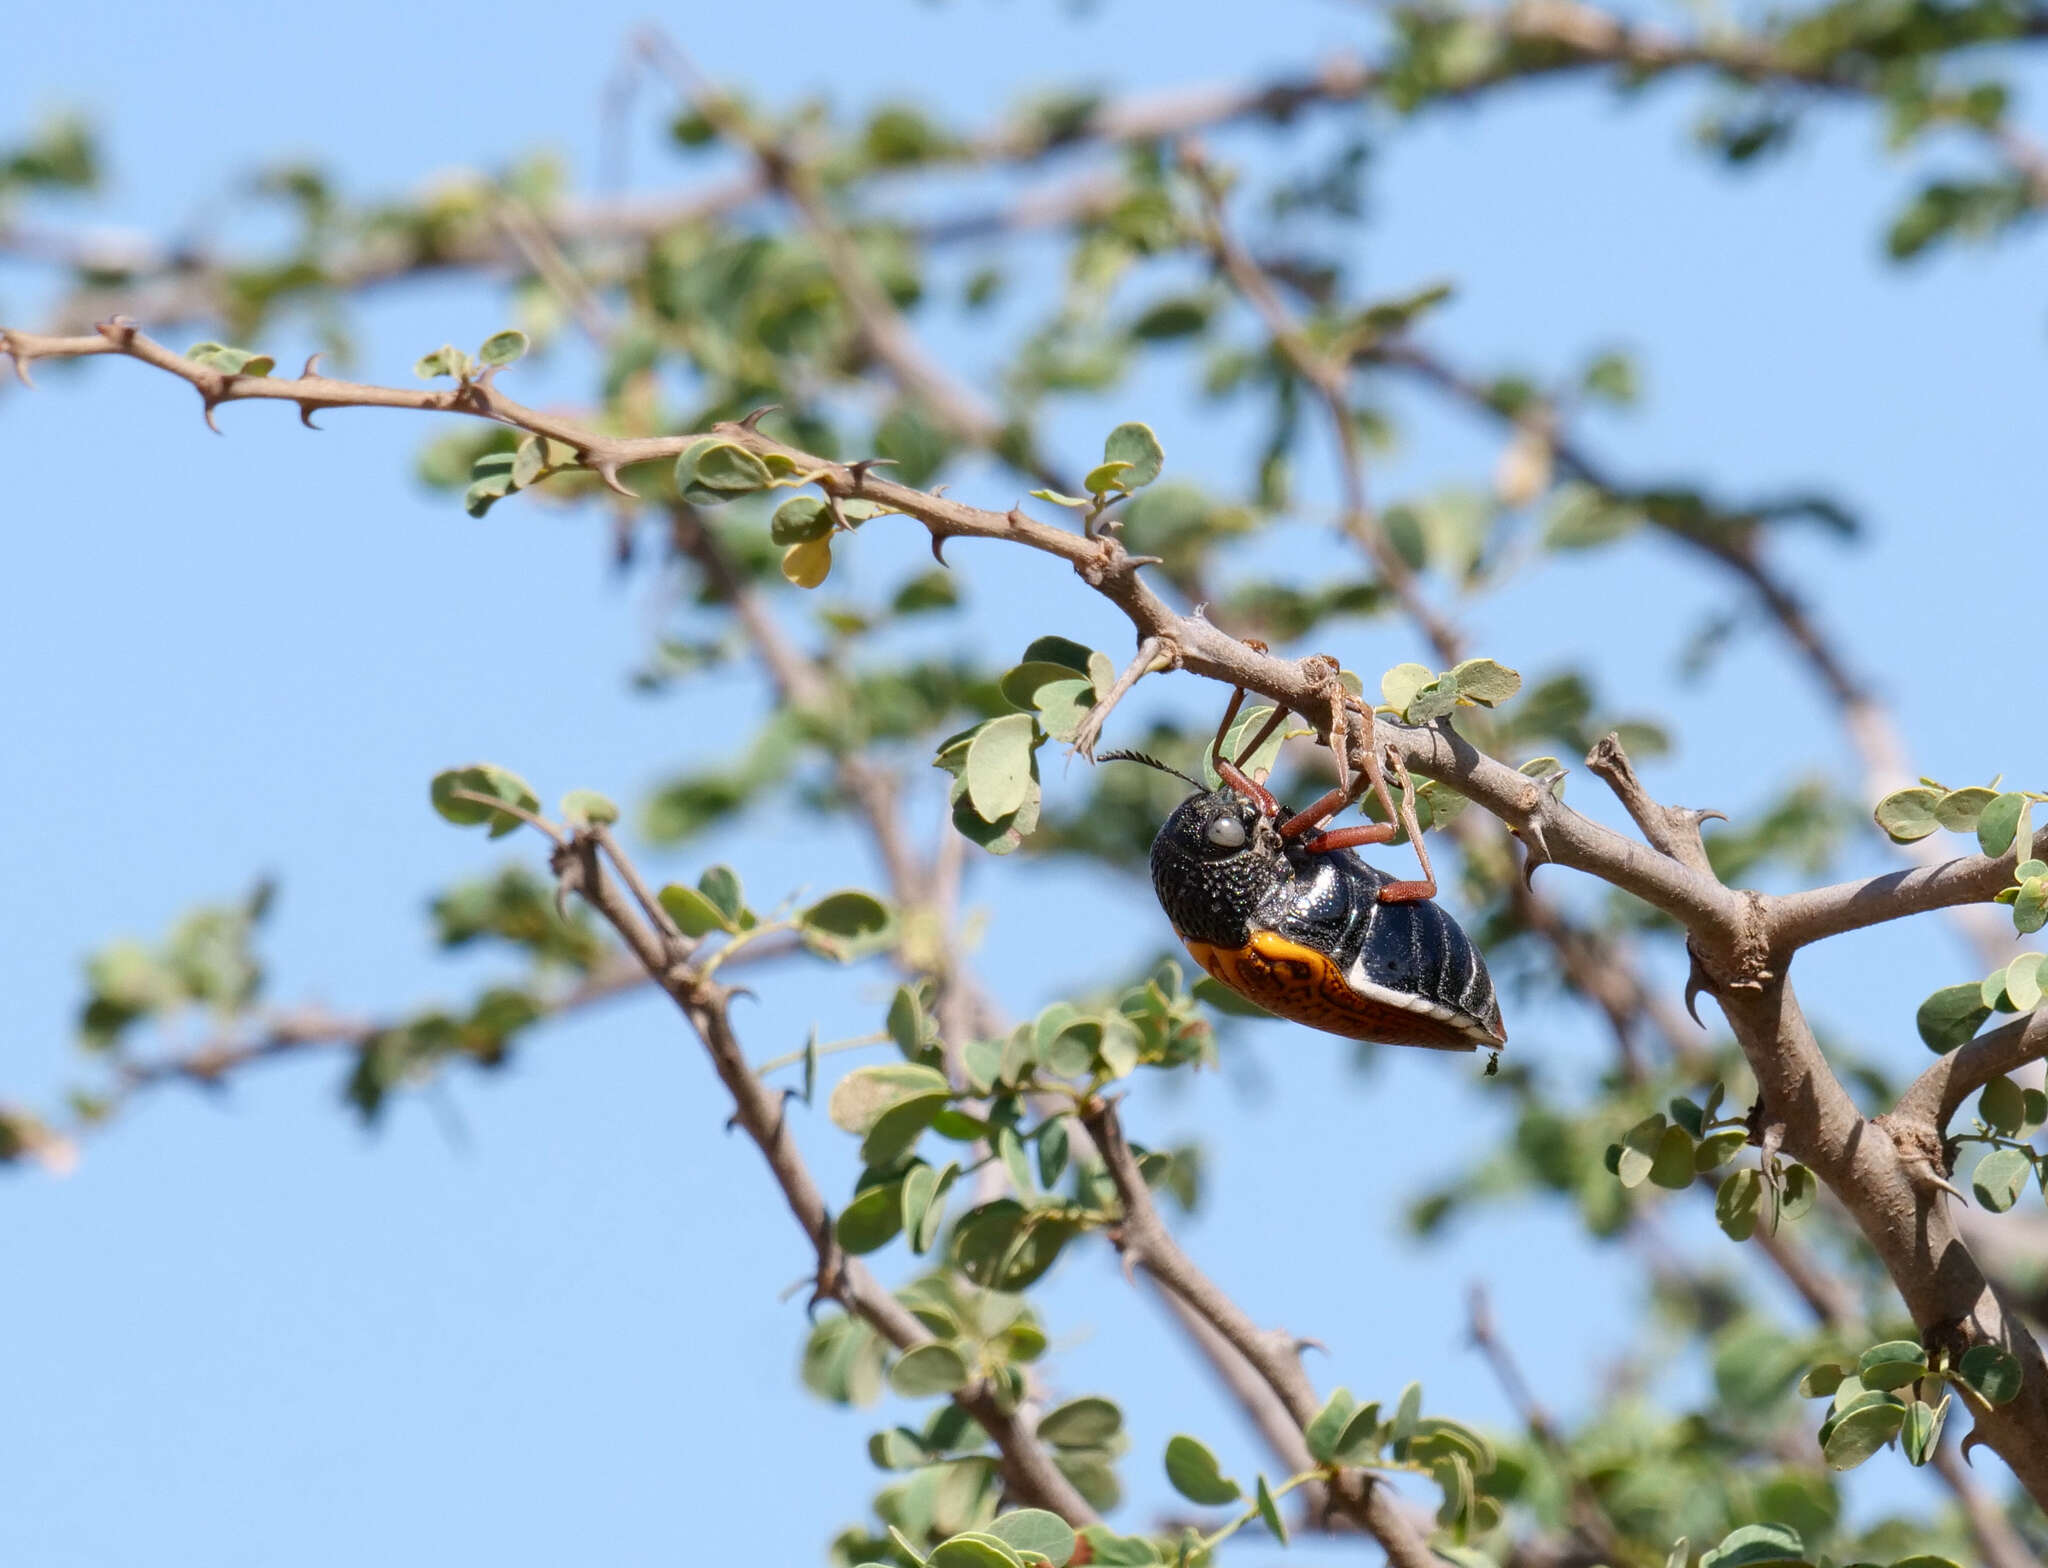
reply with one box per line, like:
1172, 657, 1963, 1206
1006, 506, 1029, 529
1292, 1335, 1329, 1358
594, 458, 639, 499
728, 985, 758, 1006
1517, 822, 1552, 888
846, 456, 897, 485
6, 350, 32, 388
201, 397, 223, 435
738, 403, 780, 430
1124, 553, 1165, 569
1684, 948, 1712, 1028
1959, 1428, 1987, 1467
297, 402, 323, 431
930, 484, 950, 498
724, 1108, 744, 1135
299, 352, 324, 379
96, 315, 137, 344
1694, 808, 1729, 825
929, 530, 950, 566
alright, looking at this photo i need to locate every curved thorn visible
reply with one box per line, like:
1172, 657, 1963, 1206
201, 398, 223, 435
299, 352, 324, 379
739, 403, 780, 430
930, 530, 950, 566
7, 353, 33, 388
1683, 947, 1713, 1028
595, 459, 639, 499
1693, 807, 1730, 825
297, 403, 323, 431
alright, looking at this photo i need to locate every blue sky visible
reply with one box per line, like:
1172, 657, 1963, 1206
4, 2, 2046, 1562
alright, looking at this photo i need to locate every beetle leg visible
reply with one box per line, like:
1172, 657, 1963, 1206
1279, 785, 1352, 839
1208, 685, 1249, 779
1298, 821, 1398, 854
1216, 757, 1279, 818
1375, 748, 1437, 904
1230, 702, 1289, 774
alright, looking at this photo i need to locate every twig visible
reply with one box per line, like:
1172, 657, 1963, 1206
1071, 636, 1170, 762
1079, 1097, 1443, 1568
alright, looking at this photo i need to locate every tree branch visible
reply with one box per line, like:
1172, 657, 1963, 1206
551, 831, 1099, 1524
1079, 1097, 1442, 1568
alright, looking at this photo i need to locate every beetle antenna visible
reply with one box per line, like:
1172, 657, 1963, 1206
1097, 750, 1206, 791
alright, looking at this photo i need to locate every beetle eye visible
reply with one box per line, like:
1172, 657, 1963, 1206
1204, 814, 1247, 848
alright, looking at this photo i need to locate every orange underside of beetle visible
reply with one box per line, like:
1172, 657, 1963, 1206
1182, 930, 1479, 1051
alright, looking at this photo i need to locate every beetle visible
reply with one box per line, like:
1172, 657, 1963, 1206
1102, 685, 1504, 1052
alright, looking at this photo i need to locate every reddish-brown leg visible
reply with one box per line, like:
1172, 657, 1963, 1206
1215, 757, 1278, 817
1207, 686, 1249, 778
1376, 879, 1438, 904
1279, 786, 1354, 840
1298, 822, 1397, 854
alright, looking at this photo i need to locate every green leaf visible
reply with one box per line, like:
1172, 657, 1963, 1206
413, 345, 456, 379
430, 764, 540, 838
772, 494, 835, 545
1649, 1124, 1697, 1190
657, 883, 726, 938
1449, 658, 1521, 707
1020, 636, 1097, 675
2015, 877, 2048, 934
1899, 1395, 1947, 1466
1036, 1118, 1070, 1188
477, 328, 529, 367
1695, 1127, 1748, 1171
1304, 1387, 1357, 1463
1980, 1074, 2027, 1135
929, 1534, 1025, 1568
1977, 791, 2031, 856
1103, 422, 1165, 488
1036, 1396, 1122, 1449
862, 1092, 949, 1168
1254, 1475, 1288, 1544
1971, 1146, 2032, 1212
1779, 1161, 1817, 1221
1380, 662, 1435, 714
1715, 1167, 1764, 1241
1332, 1400, 1383, 1463
1030, 678, 1097, 744
1073, 1527, 1160, 1566
1162, 1434, 1240, 1506
700, 442, 775, 494
965, 714, 1039, 821
999, 661, 1092, 713
1084, 460, 1136, 494
986, 1511, 1076, 1567
889, 1341, 972, 1397
1856, 1340, 1928, 1391
1615, 1113, 1667, 1190
1030, 489, 1091, 509
1389, 1381, 1422, 1451
827, 1063, 951, 1135
1406, 675, 1461, 724
1916, 984, 1991, 1053
781, 536, 833, 589
800, 890, 893, 960
558, 788, 618, 828
2003, 953, 2044, 1012
836, 1183, 905, 1254
698, 865, 747, 927
1874, 787, 1942, 843
1822, 1398, 1904, 1469
1797, 1363, 1846, 1398
1699, 1522, 1809, 1568
1934, 786, 2000, 832
1957, 1344, 2023, 1405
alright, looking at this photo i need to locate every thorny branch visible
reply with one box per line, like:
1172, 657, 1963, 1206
1079, 1098, 1442, 1568
12, 319, 2048, 1500
548, 827, 1099, 1524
